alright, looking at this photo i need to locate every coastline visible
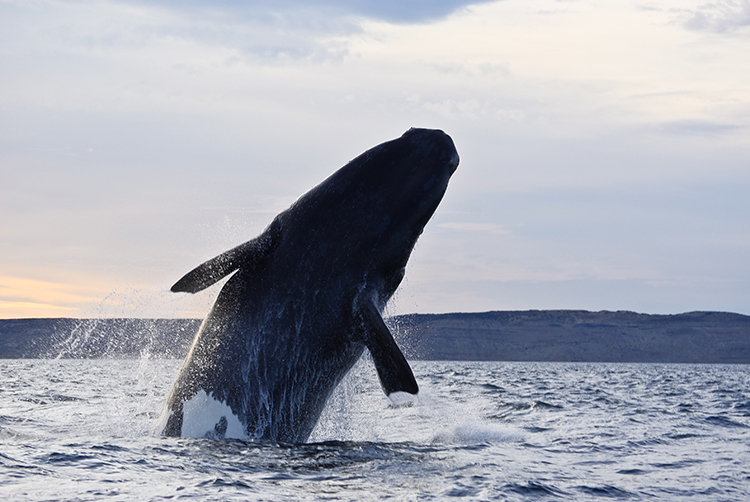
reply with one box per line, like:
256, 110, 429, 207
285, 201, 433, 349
2, 310, 749, 363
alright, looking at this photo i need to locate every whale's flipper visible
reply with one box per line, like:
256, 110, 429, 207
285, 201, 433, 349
171, 220, 282, 293
356, 295, 419, 396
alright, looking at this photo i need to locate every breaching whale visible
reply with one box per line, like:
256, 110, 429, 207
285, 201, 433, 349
161, 128, 459, 442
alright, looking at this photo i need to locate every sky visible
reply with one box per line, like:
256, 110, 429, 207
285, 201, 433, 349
1, 0, 749, 319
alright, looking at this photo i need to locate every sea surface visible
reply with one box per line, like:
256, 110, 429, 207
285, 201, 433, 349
1, 358, 749, 501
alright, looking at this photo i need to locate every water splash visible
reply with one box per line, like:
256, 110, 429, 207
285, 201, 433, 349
430, 422, 524, 445
48, 318, 200, 359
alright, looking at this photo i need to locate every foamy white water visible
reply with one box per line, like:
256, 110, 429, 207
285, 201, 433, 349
1, 359, 749, 500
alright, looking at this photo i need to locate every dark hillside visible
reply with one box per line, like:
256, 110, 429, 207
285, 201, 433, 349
1, 311, 749, 362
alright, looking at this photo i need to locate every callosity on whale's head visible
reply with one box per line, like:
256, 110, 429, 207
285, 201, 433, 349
163, 128, 458, 443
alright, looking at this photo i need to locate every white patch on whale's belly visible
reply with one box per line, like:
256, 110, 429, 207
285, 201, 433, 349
181, 390, 246, 439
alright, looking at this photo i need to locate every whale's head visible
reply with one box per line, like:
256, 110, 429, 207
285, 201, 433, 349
281, 128, 459, 304
382, 128, 459, 235
366, 128, 459, 300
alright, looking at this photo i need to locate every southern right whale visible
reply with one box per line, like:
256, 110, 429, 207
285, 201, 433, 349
161, 128, 459, 443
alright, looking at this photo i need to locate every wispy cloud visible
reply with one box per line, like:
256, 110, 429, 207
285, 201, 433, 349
657, 119, 743, 136
682, 0, 750, 34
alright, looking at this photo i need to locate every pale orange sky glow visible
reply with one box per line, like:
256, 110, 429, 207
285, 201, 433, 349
0, 276, 105, 318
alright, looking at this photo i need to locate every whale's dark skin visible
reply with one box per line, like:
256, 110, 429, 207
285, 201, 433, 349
162, 128, 459, 443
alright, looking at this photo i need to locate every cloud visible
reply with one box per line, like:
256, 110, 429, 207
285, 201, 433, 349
96, 0, 498, 63
683, 0, 750, 34
121, 0, 497, 24
657, 119, 743, 136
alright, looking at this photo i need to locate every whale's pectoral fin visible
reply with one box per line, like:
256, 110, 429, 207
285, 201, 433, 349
356, 296, 419, 396
171, 218, 282, 293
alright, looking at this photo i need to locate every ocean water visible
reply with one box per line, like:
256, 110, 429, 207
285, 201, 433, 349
1, 358, 749, 501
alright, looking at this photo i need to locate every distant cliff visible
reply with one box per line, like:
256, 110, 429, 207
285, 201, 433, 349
392, 310, 750, 363
1, 310, 749, 362
0, 318, 201, 359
